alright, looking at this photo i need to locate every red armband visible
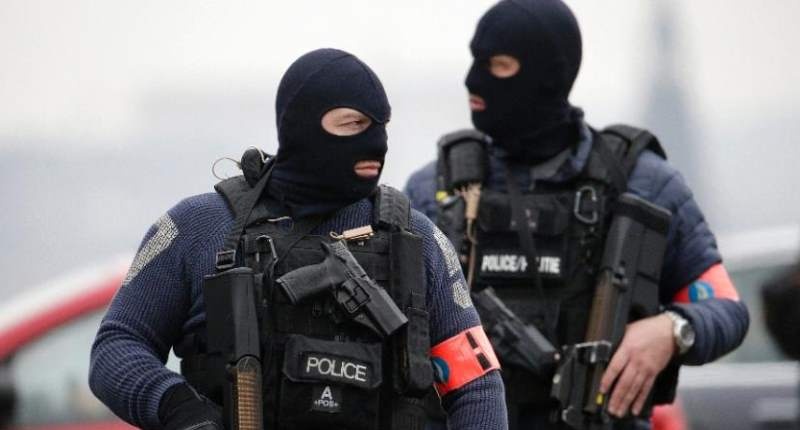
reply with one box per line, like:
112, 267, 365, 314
430, 325, 500, 396
673, 263, 740, 303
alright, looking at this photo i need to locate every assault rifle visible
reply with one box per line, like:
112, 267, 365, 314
277, 240, 408, 338
472, 287, 559, 377
552, 193, 671, 430
203, 267, 264, 430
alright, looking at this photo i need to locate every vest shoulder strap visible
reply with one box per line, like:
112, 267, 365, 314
214, 175, 252, 221
374, 184, 411, 231
585, 124, 668, 192
601, 124, 667, 175
212, 159, 275, 270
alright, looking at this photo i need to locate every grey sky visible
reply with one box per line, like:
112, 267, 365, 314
1, 0, 798, 249
2, 1, 798, 145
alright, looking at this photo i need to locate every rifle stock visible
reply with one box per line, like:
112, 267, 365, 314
553, 193, 671, 429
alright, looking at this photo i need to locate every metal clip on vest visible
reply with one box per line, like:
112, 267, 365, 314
330, 225, 375, 242
574, 186, 599, 225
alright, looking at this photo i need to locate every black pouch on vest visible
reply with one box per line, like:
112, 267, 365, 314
437, 130, 488, 191
201, 266, 263, 428
279, 335, 383, 430
476, 190, 572, 283
390, 230, 433, 396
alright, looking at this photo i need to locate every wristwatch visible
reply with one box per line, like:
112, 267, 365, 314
664, 310, 695, 355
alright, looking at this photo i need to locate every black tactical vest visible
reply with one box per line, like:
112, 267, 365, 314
178, 175, 436, 430
436, 125, 667, 406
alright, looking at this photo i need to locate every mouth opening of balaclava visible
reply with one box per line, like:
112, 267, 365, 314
268, 48, 391, 218
466, 0, 584, 163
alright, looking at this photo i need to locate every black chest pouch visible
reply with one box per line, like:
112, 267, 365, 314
475, 189, 574, 285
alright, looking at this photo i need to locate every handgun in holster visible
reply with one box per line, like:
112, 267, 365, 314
276, 240, 408, 338
472, 287, 559, 378
551, 192, 672, 430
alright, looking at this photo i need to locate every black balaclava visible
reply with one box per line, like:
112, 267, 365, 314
268, 48, 390, 218
466, 0, 583, 162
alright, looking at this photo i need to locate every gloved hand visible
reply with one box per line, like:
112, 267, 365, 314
158, 383, 223, 430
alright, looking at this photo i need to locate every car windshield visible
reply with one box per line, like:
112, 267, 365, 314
5, 308, 180, 426
7, 310, 114, 426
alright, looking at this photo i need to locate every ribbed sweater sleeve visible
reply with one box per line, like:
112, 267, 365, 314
411, 210, 508, 430
88, 194, 233, 429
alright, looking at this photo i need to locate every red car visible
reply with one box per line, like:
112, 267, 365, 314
0, 256, 688, 430
0, 256, 135, 430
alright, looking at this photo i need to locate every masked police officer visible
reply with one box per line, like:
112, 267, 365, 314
404, 1, 749, 428
90, 48, 507, 430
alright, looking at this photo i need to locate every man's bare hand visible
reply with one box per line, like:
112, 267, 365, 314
599, 314, 676, 417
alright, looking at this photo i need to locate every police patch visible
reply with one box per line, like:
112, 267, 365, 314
452, 279, 473, 309
123, 213, 178, 286
302, 353, 373, 389
433, 226, 461, 277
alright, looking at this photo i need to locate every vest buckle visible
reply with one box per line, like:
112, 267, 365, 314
573, 186, 599, 225
338, 279, 370, 315
215, 249, 237, 270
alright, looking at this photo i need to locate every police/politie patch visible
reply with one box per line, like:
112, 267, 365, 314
478, 248, 562, 278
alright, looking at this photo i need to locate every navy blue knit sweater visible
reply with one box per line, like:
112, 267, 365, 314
89, 192, 507, 430
404, 122, 749, 367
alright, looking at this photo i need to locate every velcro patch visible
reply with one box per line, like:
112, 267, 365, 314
452, 279, 473, 309
302, 353, 373, 389
123, 213, 178, 286
311, 385, 341, 413
433, 226, 461, 277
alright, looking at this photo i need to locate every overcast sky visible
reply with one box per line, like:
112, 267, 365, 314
1, 0, 799, 147
1, 1, 799, 291
1, 0, 799, 241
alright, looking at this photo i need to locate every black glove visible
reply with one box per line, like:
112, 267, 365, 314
158, 383, 223, 430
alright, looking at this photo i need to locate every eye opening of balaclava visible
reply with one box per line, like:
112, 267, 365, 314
319, 106, 377, 137
481, 54, 522, 80
466, 0, 584, 162
268, 48, 391, 219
